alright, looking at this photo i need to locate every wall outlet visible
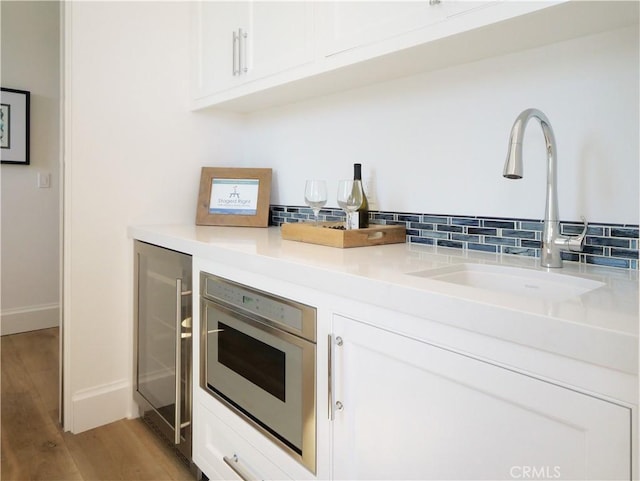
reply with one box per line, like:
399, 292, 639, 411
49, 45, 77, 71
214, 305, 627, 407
37, 172, 51, 189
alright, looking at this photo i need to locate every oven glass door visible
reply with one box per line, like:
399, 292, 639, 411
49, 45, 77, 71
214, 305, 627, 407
203, 299, 312, 455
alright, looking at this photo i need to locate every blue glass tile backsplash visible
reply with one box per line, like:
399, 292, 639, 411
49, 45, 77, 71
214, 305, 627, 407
271, 205, 639, 270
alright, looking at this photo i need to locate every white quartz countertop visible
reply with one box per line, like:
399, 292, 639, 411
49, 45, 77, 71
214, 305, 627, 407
129, 224, 639, 377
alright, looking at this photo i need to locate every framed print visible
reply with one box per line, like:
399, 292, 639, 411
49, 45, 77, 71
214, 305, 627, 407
1, 88, 30, 165
196, 167, 272, 227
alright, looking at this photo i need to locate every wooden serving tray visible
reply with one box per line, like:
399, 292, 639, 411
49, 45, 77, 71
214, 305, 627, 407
281, 222, 406, 248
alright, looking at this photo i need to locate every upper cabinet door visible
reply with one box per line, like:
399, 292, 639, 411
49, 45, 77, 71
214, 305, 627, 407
192, 1, 249, 99
249, 2, 315, 80
320, 1, 447, 56
192, 1, 315, 102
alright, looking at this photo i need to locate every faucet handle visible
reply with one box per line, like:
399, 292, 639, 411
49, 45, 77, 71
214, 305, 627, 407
554, 216, 587, 253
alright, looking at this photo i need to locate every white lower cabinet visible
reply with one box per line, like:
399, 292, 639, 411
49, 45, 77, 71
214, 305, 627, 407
195, 402, 292, 481
331, 314, 631, 480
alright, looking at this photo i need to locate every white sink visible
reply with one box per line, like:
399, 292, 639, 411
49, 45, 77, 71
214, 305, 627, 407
408, 263, 605, 302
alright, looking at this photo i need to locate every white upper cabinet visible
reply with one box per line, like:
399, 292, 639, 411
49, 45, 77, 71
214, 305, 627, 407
250, 2, 314, 80
320, 1, 448, 57
192, 1, 314, 104
192, 1, 247, 99
444, 0, 497, 19
191, 1, 639, 112
319, 1, 494, 57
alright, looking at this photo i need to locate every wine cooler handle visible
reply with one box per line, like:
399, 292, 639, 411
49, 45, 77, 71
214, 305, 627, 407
174, 278, 182, 445
223, 454, 261, 481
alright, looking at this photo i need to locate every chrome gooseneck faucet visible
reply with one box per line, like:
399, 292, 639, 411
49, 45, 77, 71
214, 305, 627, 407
503, 108, 587, 268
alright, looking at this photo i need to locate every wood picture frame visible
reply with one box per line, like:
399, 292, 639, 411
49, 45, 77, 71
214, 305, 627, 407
196, 167, 272, 227
1, 87, 30, 165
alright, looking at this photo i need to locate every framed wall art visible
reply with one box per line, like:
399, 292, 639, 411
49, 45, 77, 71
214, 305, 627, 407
196, 167, 272, 227
1, 88, 30, 165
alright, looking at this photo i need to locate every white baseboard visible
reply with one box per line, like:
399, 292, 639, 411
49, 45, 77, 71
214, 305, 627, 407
0, 303, 60, 335
70, 379, 132, 433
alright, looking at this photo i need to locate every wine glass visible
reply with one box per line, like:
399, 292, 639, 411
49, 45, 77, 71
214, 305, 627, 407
336, 179, 363, 230
304, 180, 328, 226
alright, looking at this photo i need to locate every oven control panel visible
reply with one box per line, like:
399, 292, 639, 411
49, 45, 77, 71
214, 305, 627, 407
201, 272, 316, 342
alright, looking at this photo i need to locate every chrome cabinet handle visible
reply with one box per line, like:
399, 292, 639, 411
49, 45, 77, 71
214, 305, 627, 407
239, 28, 248, 74
232, 30, 239, 75
328, 335, 332, 420
329, 335, 343, 420
223, 454, 261, 481
174, 278, 182, 445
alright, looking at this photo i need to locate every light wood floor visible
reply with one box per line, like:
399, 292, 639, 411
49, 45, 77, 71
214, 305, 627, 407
1, 328, 197, 481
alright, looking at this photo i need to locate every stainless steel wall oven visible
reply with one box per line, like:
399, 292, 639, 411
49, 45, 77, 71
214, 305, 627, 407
200, 272, 317, 473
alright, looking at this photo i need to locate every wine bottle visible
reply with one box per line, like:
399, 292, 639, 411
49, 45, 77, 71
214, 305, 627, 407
352, 163, 369, 229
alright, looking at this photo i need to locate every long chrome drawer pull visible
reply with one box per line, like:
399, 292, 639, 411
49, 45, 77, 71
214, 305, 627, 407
329, 335, 343, 420
239, 28, 248, 73
328, 334, 333, 420
223, 454, 261, 481
232, 30, 239, 75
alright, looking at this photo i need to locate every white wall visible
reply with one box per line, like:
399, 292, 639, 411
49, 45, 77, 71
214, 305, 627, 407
1, 1, 61, 335
244, 24, 639, 225
63, 1, 243, 432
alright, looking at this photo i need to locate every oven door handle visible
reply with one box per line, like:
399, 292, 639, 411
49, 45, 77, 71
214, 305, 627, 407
224, 454, 261, 481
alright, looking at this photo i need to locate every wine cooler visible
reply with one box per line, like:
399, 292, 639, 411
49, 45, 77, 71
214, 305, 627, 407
134, 240, 192, 463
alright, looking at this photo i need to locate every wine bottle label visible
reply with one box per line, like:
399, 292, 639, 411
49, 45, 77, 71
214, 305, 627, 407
347, 212, 359, 229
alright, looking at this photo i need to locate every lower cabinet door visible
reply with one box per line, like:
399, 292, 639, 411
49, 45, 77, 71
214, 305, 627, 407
194, 402, 292, 481
331, 314, 631, 480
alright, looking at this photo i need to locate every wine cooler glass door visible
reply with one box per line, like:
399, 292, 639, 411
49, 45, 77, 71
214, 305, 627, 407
135, 241, 192, 459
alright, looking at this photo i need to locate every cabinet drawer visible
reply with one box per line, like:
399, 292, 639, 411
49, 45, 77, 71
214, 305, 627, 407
198, 403, 292, 481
